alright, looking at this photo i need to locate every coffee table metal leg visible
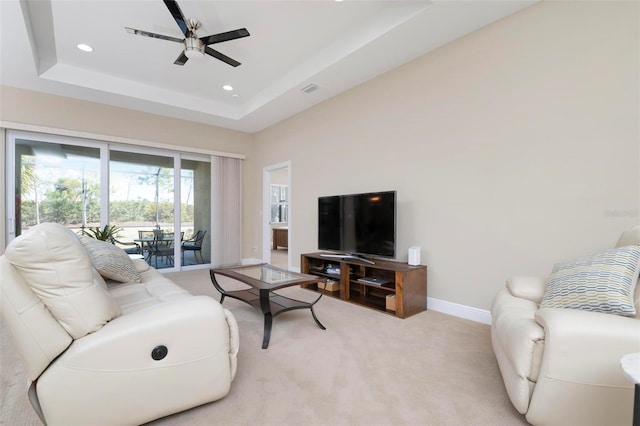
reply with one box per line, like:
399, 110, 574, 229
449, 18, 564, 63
262, 313, 273, 349
209, 271, 227, 304
310, 306, 326, 330
260, 289, 273, 349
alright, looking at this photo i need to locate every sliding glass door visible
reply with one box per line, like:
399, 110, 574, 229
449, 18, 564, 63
12, 138, 101, 237
6, 130, 216, 271
181, 158, 211, 265
109, 150, 178, 269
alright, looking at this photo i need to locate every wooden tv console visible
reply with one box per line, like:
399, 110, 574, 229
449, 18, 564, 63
300, 252, 427, 318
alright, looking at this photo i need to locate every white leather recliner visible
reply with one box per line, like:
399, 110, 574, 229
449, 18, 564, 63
491, 227, 640, 425
0, 223, 240, 425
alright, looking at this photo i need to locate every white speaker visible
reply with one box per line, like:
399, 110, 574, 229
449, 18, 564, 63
408, 246, 421, 266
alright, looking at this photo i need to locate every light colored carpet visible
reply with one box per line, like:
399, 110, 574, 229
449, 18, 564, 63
1, 268, 528, 426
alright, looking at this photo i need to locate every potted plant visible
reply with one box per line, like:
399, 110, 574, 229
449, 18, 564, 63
81, 224, 123, 242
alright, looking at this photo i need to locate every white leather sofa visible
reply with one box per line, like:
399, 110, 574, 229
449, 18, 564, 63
492, 228, 640, 425
0, 223, 239, 426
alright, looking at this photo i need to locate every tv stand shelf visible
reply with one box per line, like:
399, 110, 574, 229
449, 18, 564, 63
300, 252, 427, 318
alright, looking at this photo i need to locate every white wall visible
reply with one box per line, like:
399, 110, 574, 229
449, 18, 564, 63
248, 1, 640, 310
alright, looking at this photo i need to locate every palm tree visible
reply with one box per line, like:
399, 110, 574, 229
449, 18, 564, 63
21, 158, 40, 224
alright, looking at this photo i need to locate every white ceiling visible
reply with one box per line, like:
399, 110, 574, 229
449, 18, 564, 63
0, 0, 537, 133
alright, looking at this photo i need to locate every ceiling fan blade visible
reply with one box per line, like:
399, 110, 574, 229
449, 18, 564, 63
205, 46, 241, 67
125, 27, 183, 43
200, 28, 250, 46
174, 51, 189, 66
163, 0, 189, 37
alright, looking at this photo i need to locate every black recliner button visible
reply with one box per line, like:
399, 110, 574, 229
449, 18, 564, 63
151, 345, 168, 360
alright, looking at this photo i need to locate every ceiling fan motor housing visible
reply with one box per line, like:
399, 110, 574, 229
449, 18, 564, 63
184, 36, 205, 58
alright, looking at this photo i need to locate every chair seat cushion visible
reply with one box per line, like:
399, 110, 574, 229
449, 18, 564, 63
107, 268, 191, 314
182, 244, 200, 250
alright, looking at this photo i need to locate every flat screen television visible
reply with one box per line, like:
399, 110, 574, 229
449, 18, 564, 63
318, 190, 396, 260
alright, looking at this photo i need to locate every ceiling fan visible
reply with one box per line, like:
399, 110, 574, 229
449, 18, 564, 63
125, 0, 250, 67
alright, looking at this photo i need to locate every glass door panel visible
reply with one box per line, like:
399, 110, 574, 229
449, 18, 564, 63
109, 151, 175, 269
9, 132, 211, 273
14, 139, 100, 237
181, 158, 211, 266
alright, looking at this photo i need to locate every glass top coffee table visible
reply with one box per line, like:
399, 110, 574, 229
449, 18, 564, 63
209, 263, 326, 349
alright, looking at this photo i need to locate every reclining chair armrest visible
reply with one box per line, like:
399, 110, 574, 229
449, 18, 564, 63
56, 296, 235, 370
527, 308, 639, 425
224, 307, 240, 380
506, 276, 547, 303
534, 308, 640, 386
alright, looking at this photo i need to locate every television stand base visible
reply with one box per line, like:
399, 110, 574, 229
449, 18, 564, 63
320, 253, 376, 265
301, 252, 427, 319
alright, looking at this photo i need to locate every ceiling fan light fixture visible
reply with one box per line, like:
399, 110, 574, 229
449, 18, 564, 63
184, 37, 205, 58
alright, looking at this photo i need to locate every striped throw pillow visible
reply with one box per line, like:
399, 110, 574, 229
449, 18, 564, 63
79, 236, 141, 283
540, 245, 640, 316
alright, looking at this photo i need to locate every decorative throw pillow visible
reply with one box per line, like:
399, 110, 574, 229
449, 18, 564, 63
540, 245, 640, 316
79, 236, 141, 283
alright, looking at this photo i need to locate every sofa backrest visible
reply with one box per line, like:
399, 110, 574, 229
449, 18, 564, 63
615, 225, 640, 248
1, 255, 72, 380
614, 225, 640, 318
1, 223, 121, 379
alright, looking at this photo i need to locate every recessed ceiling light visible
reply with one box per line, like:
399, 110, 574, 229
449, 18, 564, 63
222, 85, 233, 91
77, 43, 93, 52
231, 94, 240, 98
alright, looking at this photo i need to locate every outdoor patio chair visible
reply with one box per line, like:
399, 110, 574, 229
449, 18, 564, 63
148, 231, 175, 268
109, 236, 141, 255
182, 230, 207, 264
137, 230, 159, 263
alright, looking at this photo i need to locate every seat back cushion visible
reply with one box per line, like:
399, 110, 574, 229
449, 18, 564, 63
0, 256, 73, 380
615, 225, 640, 248
635, 278, 640, 319
614, 226, 640, 318
4, 223, 121, 339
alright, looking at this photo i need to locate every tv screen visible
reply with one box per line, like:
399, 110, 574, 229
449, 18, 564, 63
318, 190, 396, 258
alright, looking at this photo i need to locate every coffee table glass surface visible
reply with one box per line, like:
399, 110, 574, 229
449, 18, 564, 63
221, 264, 311, 287
210, 263, 326, 349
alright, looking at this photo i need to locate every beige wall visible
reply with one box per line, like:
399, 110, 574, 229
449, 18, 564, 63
249, 1, 639, 310
1, 1, 638, 311
0, 128, 5, 252
0, 86, 254, 256
0, 86, 253, 155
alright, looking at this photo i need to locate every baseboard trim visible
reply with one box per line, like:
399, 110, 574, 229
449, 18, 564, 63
427, 297, 492, 325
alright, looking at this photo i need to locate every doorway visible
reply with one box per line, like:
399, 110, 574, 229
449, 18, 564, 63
262, 161, 290, 269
